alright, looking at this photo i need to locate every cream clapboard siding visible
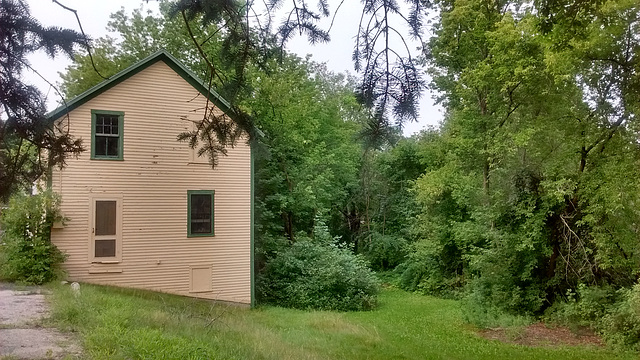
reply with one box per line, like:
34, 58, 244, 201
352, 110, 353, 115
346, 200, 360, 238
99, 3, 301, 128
50, 60, 251, 304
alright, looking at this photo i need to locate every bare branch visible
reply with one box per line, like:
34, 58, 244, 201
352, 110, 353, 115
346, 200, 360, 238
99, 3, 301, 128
52, 0, 108, 80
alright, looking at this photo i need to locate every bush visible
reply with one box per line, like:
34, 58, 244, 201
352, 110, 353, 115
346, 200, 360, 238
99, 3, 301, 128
547, 284, 618, 328
600, 284, 640, 350
598, 284, 640, 351
258, 233, 380, 311
0, 190, 66, 284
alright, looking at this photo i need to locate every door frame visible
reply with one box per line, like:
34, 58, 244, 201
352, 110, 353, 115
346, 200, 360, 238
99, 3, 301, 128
88, 194, 123, 263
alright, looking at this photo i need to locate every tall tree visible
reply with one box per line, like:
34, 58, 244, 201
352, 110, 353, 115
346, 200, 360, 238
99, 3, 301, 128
61, 3, 227, 98
0, 0, 84, 200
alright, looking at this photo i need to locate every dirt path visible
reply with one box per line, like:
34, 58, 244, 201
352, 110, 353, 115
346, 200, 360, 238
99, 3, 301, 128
478, 322, 603, 347
0, 283, 81, 360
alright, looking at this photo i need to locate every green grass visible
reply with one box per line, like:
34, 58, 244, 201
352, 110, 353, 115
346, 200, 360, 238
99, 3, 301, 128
47, 284, 635, 360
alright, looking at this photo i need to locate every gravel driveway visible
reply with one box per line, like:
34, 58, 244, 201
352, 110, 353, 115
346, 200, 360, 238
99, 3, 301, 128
0, 283, 81, 359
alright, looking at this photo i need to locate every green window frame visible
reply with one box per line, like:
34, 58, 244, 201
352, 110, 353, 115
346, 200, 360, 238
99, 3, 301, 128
91, 110, 124, 160
187, 190, 215, 237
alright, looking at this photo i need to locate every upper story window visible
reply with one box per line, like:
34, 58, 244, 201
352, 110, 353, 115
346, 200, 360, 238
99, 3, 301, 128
91, 110, 124, 160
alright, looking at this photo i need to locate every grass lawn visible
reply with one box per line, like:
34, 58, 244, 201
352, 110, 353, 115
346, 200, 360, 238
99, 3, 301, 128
47, 284, 634, 360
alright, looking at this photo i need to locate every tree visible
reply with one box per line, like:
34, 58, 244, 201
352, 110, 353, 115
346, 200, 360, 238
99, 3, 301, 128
64, 0, 430, 185
250, 57, 362, 251
169, 0, 428, 149
61, 3, 227, 98
399, 0, 640, 316
0, 0, 84, 200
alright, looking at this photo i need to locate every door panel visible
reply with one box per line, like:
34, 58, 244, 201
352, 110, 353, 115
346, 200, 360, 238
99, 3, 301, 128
95, 200, 116, 236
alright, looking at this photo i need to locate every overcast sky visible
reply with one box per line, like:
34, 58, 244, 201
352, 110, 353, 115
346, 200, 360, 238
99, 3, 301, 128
25, 0, 442, 136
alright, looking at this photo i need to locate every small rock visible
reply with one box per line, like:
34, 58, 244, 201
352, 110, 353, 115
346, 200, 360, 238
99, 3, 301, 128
70, 282, 80, 296
60, 281, 69, 285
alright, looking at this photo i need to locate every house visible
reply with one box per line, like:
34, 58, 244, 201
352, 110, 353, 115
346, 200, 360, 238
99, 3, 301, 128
46, 50, 253, 305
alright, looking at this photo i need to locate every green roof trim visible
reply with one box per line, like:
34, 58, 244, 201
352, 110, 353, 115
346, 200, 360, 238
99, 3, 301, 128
46, 50, 235, 121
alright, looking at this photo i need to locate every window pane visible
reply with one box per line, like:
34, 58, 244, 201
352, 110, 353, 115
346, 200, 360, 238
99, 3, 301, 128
106, 137, 119, 157
190, 194, 212, 234
111, 118, 119, 135
95, 201, 116, 235
95, 136, 107, 156
95, 239, 116, 257
95, 136, 119, 157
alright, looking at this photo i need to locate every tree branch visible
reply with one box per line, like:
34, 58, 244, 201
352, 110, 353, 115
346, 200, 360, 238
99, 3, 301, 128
52, 0, 108, 80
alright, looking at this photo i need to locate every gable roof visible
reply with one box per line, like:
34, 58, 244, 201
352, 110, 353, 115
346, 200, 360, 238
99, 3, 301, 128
47, 49, 234, 121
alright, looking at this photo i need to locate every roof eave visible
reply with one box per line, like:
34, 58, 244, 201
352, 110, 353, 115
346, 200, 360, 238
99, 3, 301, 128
46, 49, 235, 121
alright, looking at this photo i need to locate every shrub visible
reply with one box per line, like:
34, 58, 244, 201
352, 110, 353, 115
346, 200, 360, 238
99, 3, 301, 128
547, 284, 618, 328
600, 284, 640, 350
258, 231, 380, 311
0, 190, 66, 284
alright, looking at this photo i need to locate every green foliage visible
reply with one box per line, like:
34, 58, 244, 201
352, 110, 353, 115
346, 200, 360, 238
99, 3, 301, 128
398, 135, 477, 297
601, 284, 640, 350
258, 237, 380, 311
548, 284, 618, 328
0, 191, 66, 284
353, 135, 428, 270
61, 2, 219, 98
259, 219, 380, 311
250, 57, 362, 249
400, 0, 640, 332
362, 232, 409, 271
577, 149, 640, 284
397, 238, 466, 297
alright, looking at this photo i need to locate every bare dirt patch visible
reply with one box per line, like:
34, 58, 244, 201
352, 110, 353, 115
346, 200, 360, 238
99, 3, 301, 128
0, 283, 81, 359
478, 322, 603, 347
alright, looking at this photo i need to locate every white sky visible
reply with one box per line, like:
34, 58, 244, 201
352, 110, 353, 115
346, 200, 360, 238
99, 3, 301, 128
25, 0, 442, 136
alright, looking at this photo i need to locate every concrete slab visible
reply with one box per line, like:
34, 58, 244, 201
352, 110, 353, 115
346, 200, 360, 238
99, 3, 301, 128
0, 284, 81, 359
0, 289, 48, 326
0, 328, 80, 359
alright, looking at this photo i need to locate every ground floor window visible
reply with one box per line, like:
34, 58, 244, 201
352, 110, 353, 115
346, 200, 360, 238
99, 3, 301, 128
188, 190, 214, 237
